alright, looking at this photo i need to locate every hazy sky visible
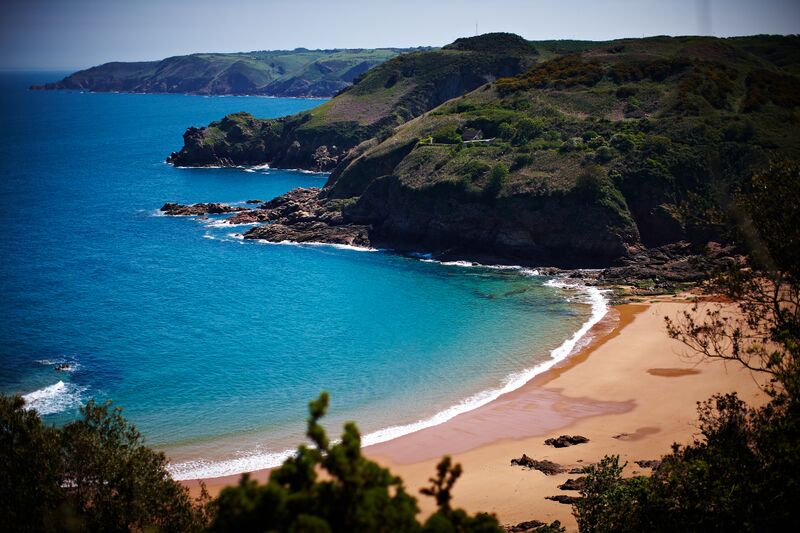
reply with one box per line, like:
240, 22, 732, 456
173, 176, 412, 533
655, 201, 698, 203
1, 0, 798, 70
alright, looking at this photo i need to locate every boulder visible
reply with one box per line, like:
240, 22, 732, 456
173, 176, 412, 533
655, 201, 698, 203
544, 435, 590, 448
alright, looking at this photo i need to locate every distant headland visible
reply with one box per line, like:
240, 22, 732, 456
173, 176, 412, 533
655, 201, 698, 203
30, 47, 432, 97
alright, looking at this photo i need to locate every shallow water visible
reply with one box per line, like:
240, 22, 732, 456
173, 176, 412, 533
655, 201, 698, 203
0, 73, 600, 478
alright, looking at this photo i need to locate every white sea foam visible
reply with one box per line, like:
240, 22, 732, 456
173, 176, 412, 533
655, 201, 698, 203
35, 357, 80, 373
252, 239, 381, 253
243, 163, 271, 173
169, 449, 297, 481
166, 277, 608, 480
202, 218, 257, 229
22, 381, 86, 416
417, 257, 540, 277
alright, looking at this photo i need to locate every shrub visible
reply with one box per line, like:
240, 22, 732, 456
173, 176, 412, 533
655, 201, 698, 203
560, 137, 585, 152
512, 154, 532, 170
484, 163, 509, 197
575, 164, 608, 192
497, 122, 517, 140
0, 396, 209, 532
594, 145, 615, 162
431, 125, 462, 144
610, 133, 636, 152
463, 159, 491, 180
587, 135, 607, 149
515, 117, 546, 143
211, 393, 503, 532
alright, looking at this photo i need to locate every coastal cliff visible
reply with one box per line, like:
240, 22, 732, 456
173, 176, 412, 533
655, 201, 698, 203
165, 34, 800, 269
30, 48, 427, 97
167, 34, 540, 170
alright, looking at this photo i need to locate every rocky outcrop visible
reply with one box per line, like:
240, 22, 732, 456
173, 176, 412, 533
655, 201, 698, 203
544, 435, 590, 448
601, 241, 746, 283
545, 495, 581, 505
239, 188, 371, 247
558, 477, 587, 491
344, 176, 638, 267
634, 459, 662, 469
510, 455, 565, 475
160, 202, 246, 216
506, 520, 565, 532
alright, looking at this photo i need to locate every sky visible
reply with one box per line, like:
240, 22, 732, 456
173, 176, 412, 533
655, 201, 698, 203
1, 0, 799, 70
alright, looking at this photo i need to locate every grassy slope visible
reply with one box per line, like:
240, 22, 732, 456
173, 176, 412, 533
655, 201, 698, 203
168, 34, 542, 169
332, 35, 800, 249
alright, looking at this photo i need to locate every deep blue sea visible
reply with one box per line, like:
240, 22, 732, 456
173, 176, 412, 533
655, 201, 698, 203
0, 72, 606, 478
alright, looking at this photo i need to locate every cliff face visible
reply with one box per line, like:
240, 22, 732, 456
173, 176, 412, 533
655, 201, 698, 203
166, 34, 540, 170
165, 34, 800, 268
31, 48, 423, 97
345, 175, 637, 266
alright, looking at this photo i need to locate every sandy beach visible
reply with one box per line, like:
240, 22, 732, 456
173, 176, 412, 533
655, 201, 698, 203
184, 297, 766, 530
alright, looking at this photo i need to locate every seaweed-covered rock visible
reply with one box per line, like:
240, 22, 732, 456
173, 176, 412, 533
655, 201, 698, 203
510, 455, 565, 475
505, 519, 565, 532
558, 477, 587, 491
159, 202, 246, 216
544, 435, 590, 448
545, 495, 581, 505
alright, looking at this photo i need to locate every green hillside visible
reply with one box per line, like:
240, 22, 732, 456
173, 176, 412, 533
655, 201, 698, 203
323, 35, 800, 263
31, 47, 428, 97
167, 33, 541, 169
166, 33, 800, 267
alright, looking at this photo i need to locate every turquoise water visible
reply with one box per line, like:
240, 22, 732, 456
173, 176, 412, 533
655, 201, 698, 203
0, 73, 603, 478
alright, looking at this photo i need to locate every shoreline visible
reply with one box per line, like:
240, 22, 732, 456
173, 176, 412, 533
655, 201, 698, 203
181, 297, 766, 530
168, 277, 608, 480
178, 291, 619, 488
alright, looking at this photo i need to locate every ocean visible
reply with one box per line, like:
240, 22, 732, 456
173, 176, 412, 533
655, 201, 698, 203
0, 72, 606, 479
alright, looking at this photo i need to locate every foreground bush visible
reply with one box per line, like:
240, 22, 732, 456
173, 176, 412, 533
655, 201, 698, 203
0, 397, 209, 532
1, 392, 500, 532
210, 392, 501, 532
573, 161, 800, 532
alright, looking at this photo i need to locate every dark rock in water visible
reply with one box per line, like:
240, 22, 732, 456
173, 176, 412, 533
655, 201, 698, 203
245, 199, 264, 204
246, 221, 371, 247
160, 202, 247, 216
241, 188, 372, 247
635, 459, 662, 469
558, 477, 587, 491
510, 454, 565, 475
55, 364, 72, 372
545, 495, 581, 505
505, 519, 564, 532
226, 210, 272, 225
544, 435, 589, 448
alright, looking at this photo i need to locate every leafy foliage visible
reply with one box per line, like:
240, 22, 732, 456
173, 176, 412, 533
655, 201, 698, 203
210, 392, 502, 533
0, 397, 209, 532
573, 160, 800, 532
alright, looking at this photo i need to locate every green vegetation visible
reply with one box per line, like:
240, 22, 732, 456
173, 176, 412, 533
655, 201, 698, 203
168, 33, 542, 169
210, 393, 501, 532
327, 34, 800, 253
572, 161, 800, 532
0, 397, 210, 532
1, 392, 502, 532
33, 47, 430, 97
